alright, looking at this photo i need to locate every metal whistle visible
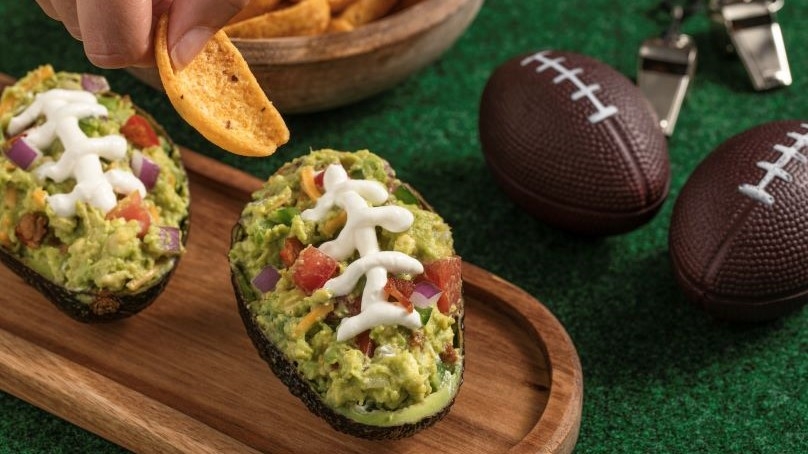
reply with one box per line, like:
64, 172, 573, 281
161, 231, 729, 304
710, 0, 791, 90
638, 7, 697, 136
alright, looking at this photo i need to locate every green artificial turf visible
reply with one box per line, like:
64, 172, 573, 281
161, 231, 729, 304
1, 0, 806, 452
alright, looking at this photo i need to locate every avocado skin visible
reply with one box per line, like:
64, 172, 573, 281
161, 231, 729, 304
0, 214, 188, 322
0, 108, 190, 323
229, 173, 464, 439
232, 262, 463, 439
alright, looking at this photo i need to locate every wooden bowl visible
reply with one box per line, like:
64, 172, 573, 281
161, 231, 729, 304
128, 0, 484, 114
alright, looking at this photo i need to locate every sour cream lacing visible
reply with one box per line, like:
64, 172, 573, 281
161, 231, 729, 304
301, 164, 423, 341
7, 88, 145, 217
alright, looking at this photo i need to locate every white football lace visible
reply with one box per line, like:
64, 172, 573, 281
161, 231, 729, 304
738, 123, 808, 206
520, 50, 619, 124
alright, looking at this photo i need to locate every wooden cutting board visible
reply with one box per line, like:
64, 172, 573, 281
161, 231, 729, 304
0, 76, 582, 453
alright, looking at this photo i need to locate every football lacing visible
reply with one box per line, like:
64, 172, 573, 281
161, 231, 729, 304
738, 123, 808, 206
300, 164, 423, 342
8, 89, 144, 218
520, 50, 618, 124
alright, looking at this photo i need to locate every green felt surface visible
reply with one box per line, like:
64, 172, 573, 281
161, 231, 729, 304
1, 0, 807, 452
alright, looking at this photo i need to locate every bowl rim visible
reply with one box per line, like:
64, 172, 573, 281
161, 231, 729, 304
231, 0, 481, 64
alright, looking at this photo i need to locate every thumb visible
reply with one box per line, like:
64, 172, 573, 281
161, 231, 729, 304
167, 0, 249, 70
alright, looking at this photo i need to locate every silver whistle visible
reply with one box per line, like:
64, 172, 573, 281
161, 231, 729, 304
709, 0, 791, 90
638, 6, 697, 136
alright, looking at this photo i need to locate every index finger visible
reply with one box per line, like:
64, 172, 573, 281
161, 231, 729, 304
77, 0, 155, 68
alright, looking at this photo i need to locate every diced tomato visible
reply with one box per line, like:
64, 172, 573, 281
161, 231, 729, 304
120, 114, 159, 148
384, 276, 414, 312
313, 170, 325, 190
422, 256, 462, 314
106, 191, 151, 238
279, 237, 304, 268
292, 246, 337, 294
388, 276, 415, 297
356, 330, 375, 357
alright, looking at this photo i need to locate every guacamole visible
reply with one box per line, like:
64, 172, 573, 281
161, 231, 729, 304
230, 149, 464, 417
0, 66, 189, 300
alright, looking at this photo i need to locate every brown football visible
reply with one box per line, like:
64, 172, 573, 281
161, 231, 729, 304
479, 50, 670, 235
669, 120, 808, 322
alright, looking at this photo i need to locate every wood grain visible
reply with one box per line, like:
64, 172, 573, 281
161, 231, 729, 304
0, 330, 260, 454
0, 118, 582, 451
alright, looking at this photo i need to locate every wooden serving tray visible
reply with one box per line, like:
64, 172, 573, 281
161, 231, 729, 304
0, 115, 582, 452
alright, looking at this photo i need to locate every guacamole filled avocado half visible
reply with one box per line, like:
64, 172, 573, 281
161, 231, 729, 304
229, 149, 464, 439
0, 66, 190, 321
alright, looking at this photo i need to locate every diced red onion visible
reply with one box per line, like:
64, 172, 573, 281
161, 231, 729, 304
5, 137, 41, 170
131, 151, 160, 190
157, 226, 181, 254
81, 74, 110, 93
411, 281, 442, 308
252, 266, 280, 293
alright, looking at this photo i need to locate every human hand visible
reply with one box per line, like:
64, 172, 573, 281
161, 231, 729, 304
34, 0, 250, 69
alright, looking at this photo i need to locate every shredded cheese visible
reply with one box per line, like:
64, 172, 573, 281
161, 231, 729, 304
294, 302, 334, 338
300, 165, 322, 201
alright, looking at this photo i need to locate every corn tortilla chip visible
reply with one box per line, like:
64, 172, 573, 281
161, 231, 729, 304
328, 0, 357, 14
327, 17, 354, 34
227, 0, 284, 25
338, 0, 397, 27
155, 14, 289, 157
224, 0, 330, 39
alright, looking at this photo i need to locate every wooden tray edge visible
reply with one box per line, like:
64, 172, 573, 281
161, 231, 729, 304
461, 265, 583, 454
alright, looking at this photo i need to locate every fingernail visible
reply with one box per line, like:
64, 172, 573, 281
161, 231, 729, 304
170, 26, 213, 70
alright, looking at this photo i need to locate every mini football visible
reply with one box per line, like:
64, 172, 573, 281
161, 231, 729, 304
479, 50, 670, 235
669, 120, 808, 322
